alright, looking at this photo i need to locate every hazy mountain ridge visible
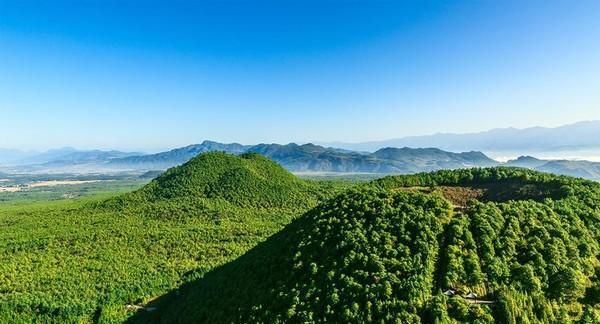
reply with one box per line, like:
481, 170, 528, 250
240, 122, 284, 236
324, 121, 600, 154
38, 150, 141, 166
505, 156, 548, 169
506, 156, 600, 179
2, 134, 600, 179
109, 141, 249, 169
109, 142, 499, 174
537, 160, 600, 179
3, 141, 600, 180
0, 147, 141, 166
111, 141, 600, 179
0, 148, 35, 164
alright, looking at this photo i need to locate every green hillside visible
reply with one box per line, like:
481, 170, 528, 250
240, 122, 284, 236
131, 168, 600, 323
2, 154, 600, 323
0, 152, 346, 323
132, 152, 322, 208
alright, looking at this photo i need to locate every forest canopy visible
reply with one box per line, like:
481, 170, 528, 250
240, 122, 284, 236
1, 153, 599, 323
132, 166, 600, 323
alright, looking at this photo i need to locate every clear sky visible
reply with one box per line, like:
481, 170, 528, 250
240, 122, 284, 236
1, 0, 599, 151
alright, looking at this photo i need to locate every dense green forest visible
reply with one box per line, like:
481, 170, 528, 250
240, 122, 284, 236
132, 167, 600, 323
0, 153, 349, 322
1, 153, 600, 323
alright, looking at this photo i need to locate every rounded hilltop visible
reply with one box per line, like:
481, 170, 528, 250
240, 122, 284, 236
130, 151, 323, 209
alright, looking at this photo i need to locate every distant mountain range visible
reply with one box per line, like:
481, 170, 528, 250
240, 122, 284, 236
0, 147, 140, 166
0, 148, 36, 165
323, 121, 600, 155
1, 122, 600, 180
506, 156, 600, 180
109, 142, 248, 170
108, 141, 498, 174
26, 148, 141, 166
110, 141, 600, 179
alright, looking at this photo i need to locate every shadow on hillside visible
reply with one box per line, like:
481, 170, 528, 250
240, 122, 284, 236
125, 216, 304, 324
475, 180, 568, 202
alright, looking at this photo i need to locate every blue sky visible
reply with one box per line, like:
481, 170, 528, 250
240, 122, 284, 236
1, 0, 599, 151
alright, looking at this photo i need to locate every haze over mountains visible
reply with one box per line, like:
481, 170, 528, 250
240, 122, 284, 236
111, 142, 600, 180
1, 121, 599, 179
0, 147, 140, 166
107, 142, 495, 173
1, 141, 600, 180
506, 156, 600, 180
323, 121, 600, 159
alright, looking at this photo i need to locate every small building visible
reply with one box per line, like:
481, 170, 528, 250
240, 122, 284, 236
465, 292, 478, 299
443, 289, 456, 296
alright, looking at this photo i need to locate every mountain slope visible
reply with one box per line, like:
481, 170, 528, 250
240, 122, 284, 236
537, 160, 600, 180
129, 188, 454, 323
372, 147, 497, 172
247, 143, 395, 172
130, 168, 600, 323
109, 141, 249, 169
506, 156, 600, 180
0, 152, 347, 323
505, 155, 548, 168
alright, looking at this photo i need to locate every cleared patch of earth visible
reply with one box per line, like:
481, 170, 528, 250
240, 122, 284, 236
395, 186, 484, 207
395, 181, 568, 206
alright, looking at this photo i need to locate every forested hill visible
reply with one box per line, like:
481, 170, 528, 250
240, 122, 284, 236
0, 152, 348, 323
131, 167, 600, 323
121, 151, 325, 209
3, 153, 600, 322
110, 141, 499, 173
